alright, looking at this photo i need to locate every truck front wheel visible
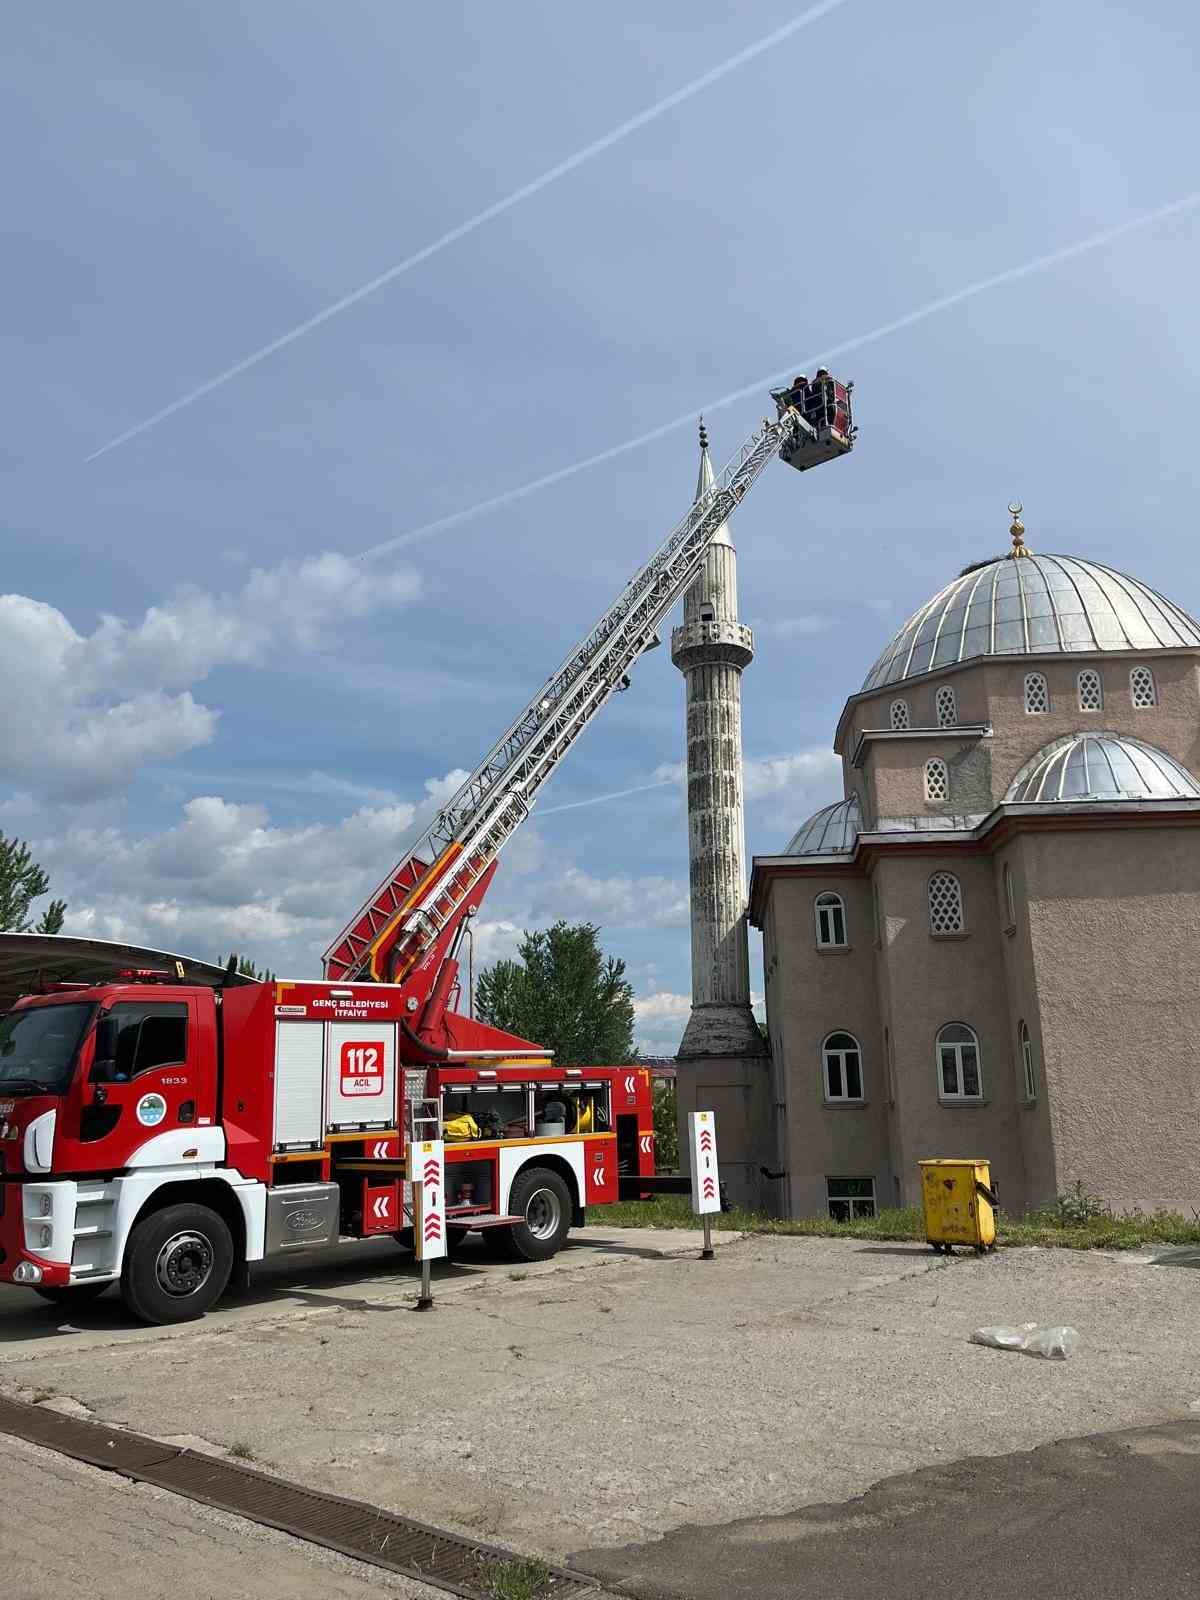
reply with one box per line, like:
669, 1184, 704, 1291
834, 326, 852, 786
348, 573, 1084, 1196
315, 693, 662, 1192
502, 1167, 572, 1262
121, 1203, 234, 1325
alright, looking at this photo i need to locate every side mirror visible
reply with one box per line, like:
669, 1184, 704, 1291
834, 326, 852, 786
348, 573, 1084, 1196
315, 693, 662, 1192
89, 1017, 119, 1083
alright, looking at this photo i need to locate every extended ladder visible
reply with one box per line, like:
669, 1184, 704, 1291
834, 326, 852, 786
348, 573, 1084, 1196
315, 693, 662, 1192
324, 399, 851, 984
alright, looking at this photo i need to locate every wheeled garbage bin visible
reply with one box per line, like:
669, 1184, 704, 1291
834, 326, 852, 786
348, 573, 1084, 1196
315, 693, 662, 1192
919, 1159, 997, 1254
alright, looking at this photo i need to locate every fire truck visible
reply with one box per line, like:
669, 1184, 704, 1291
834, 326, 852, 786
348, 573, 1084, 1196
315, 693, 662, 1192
0, 384, 853, 1323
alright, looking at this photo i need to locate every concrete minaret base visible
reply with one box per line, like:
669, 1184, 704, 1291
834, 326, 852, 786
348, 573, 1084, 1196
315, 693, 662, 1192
671, 421, 771, 1211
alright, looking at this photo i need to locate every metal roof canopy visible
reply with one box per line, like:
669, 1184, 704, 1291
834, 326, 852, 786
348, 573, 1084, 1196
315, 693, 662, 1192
0, 933, 255, 1014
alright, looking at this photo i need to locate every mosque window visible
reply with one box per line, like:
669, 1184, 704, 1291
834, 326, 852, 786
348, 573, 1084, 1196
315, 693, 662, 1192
936, 1023, 982, 1100
814, 892, 847, 949
928, 871, 964, 935
1019, 1020, 1037, 1102
924, 757, 949, 803
889, 698, 910, 730
1024, 673, 1049, 714
935, 685, 957, 727
1130, 666, 1157, 708
822, 1032, 863, 1102
826, 1177, 875, 1220
1002, 863, 1016, 930
1077, 668, 1103, 712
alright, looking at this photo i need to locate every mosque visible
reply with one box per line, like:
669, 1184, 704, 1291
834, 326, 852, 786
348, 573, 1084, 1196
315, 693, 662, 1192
674, 432, 1200, 1219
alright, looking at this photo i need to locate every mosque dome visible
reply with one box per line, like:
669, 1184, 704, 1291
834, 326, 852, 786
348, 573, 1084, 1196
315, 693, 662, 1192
786, 793, 863, 855
1005, 734, 1200, 805
861, 545, 1200, 693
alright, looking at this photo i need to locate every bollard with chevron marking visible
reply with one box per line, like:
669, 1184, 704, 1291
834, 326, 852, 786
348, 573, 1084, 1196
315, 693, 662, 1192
688, 1110, 720, 1261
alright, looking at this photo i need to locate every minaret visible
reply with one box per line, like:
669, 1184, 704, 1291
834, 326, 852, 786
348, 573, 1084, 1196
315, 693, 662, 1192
671, 421, 768, 1205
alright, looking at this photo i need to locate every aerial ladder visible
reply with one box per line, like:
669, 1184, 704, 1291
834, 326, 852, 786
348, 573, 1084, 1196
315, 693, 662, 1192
323, 377, 855, 1054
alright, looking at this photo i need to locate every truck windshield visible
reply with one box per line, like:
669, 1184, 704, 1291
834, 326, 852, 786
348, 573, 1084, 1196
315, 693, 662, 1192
0, 1003, 94, 1095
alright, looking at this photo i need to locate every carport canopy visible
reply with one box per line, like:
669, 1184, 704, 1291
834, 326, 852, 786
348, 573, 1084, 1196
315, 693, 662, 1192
0, 933, 255, 1013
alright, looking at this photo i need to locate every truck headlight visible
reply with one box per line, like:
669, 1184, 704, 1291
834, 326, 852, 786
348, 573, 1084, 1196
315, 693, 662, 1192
40, 1194, 53, 1217
39, 1225, 53, 1249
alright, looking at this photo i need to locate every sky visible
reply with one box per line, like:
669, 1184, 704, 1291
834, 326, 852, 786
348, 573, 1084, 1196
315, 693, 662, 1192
3, 2, 1199, 1053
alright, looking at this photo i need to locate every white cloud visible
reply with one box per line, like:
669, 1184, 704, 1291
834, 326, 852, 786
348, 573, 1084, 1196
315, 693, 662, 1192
0, 552, 421, 802
743, 747, 840, 801
748, 613, 830, 638
530, 864, 689, 930
633, 990, 691, 1026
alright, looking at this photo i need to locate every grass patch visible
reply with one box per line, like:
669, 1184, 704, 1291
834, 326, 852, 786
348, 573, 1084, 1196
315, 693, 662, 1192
228, 1441, 256, 1461
479, 1555, 552, 1600
599, 1190, 1200, 1252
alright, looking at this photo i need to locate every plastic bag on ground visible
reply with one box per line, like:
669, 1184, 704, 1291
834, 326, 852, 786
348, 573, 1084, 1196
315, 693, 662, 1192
970, 1323, 1079, 1360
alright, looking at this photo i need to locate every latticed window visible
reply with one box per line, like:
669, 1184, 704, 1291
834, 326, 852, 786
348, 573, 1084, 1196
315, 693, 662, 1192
1130, 666, 1157, 708
935, 684, 957, 727
823, 1033, 863, 1101
1077, 668, 1102, 711
924, 757, 949, 802
1024, 672, 1049, 714
814, 892, 847, 949
1019, 1020, 1037, 1101
890, 698, 910, 730
928, 871, 964, 934
937, 1023, 981, 1099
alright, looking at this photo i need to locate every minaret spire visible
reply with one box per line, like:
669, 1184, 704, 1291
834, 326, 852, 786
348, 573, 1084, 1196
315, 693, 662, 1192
671, 422, 768, 1206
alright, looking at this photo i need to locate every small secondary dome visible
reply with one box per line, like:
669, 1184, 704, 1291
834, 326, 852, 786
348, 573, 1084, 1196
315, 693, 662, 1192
1005, 734, 1200, 804
862, 553, 1200, 691
786, 793, 862, 855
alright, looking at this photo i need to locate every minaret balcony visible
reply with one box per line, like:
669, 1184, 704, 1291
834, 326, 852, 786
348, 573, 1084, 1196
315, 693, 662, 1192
671, 618, 755, 671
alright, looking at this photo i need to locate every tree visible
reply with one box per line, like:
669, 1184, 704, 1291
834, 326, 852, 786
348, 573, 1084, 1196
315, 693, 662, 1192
475, 921, 635, 1065
652, 1078, 680, 1171
0, 833, 66, 935
223, 953, 277, 983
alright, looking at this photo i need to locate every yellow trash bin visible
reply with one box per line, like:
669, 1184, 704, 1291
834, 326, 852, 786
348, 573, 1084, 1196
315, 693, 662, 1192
919, 1159, 997, 1254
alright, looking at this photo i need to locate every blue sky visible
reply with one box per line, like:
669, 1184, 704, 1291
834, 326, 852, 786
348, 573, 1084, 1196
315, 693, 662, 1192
3, 2, 1198, 1051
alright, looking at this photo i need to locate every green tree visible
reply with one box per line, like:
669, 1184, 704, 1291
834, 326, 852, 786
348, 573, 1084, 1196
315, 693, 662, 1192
475, 921, 634, 1065
652, 1078, 680, 1171
223, 953, 277, 983
0, 833, 66, 935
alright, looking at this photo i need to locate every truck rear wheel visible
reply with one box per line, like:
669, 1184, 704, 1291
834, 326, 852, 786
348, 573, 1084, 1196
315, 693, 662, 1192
121, 1203, 233, 1325
502, 1167, 572, 1262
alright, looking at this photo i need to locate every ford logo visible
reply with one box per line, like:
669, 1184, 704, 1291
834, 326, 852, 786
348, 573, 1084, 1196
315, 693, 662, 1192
286, 1209, 325, 1233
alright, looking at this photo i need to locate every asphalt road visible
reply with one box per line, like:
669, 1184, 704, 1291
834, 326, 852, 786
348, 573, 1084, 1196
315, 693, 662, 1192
577, 1418, 1200, 1599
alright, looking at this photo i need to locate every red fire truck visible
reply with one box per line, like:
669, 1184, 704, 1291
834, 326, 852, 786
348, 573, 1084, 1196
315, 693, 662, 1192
0, 956, 655, 1322
0, 384, 853, 1322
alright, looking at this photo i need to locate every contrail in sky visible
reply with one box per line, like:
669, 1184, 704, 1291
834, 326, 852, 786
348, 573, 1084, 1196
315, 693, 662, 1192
359, 189, 1200, 561
537, 778, 675, 817
83, 0, 853, 463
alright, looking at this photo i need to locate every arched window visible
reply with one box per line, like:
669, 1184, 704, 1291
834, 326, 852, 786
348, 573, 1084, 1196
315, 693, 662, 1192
1130, 666, 1157, 708
928, 871, 964, 934
1077, 668, 1103, 711
814, 892, 847, 949
823, 1031, 863, 1102
937, 1022, 981, 1100
1024, 672, 1049, 714
890, 698, 910, 730
924, 757, 949, 802
1002, 862, 1016, 929
935, 684, 957, 727
1019, 1020, 1037, 1101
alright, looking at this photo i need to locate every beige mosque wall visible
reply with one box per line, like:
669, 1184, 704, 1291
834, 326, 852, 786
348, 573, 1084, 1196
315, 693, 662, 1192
1022, 825, 1200, 1214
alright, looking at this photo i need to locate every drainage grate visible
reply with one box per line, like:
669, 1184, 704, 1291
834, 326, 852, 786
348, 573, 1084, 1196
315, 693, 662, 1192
0, 1394, 598, 1599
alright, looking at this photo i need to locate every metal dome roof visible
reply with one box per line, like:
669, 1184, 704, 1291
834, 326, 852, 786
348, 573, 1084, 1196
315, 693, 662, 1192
862, 553, 1200, 691
786, 793, 862, 855
1005, 734, 1200, 804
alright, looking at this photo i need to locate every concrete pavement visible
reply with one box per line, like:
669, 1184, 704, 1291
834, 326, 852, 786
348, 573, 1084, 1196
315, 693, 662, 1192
2, 1230, 1199, 1585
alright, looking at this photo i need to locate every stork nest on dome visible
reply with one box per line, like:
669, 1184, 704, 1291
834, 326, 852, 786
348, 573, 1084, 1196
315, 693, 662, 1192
958, 502, 1030, 576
